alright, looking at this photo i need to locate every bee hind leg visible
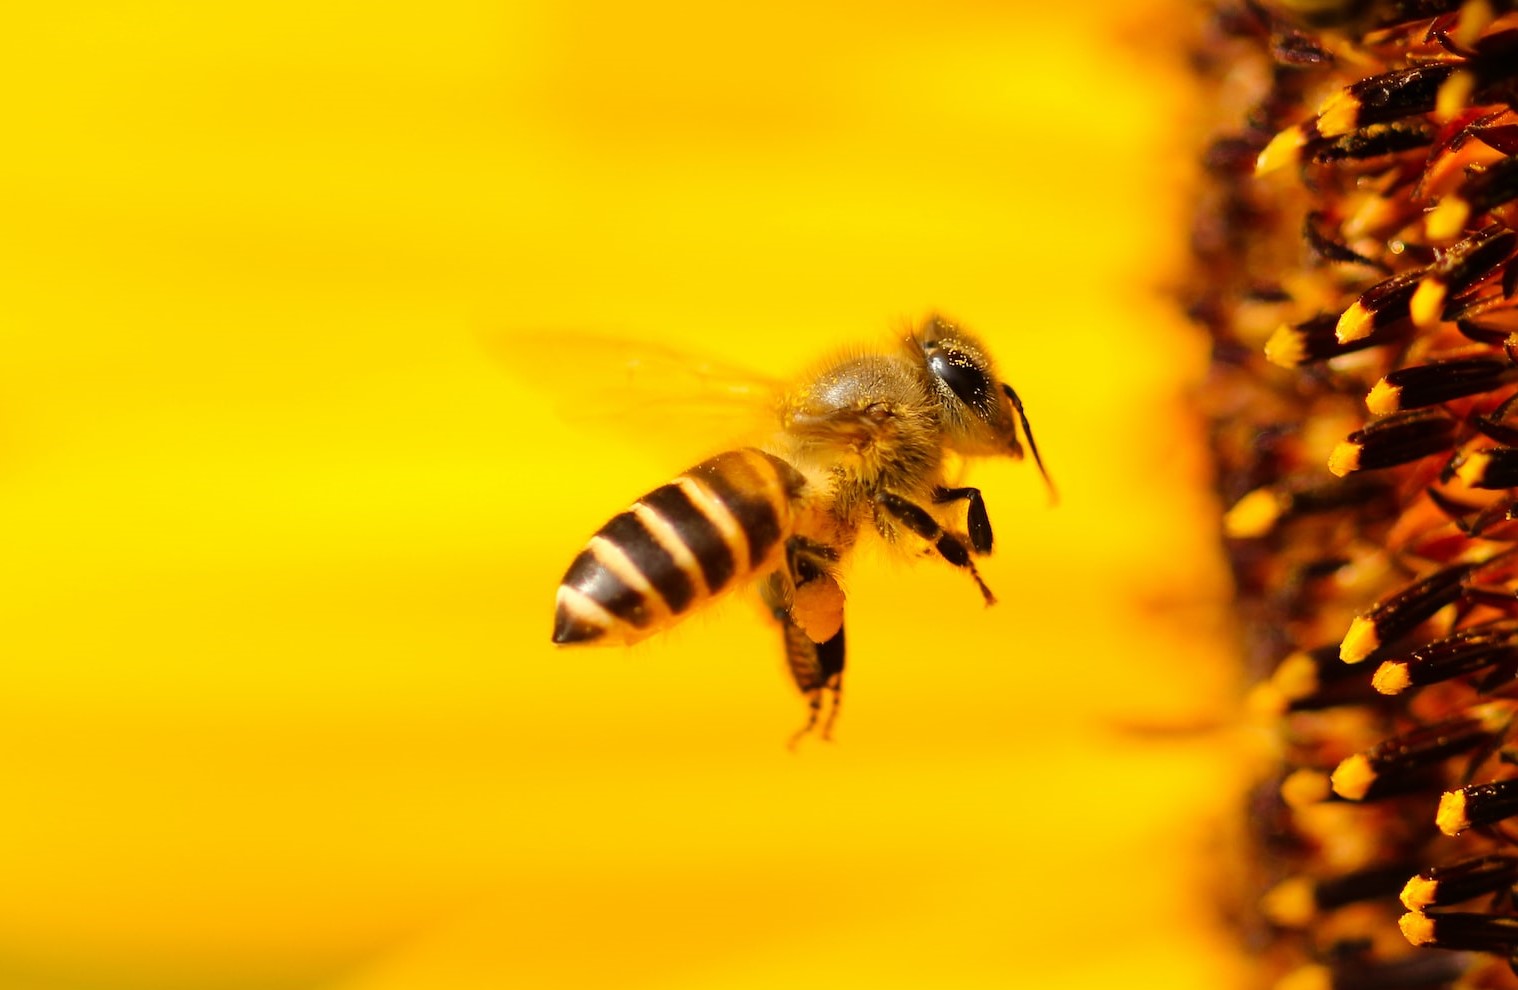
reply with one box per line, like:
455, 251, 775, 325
761, 569, 846, 747
785, 535, 839, 586
783, 536, 845, 643
932, 485, 993, 554
783, 621, 845, 750
876, 492, 996, 605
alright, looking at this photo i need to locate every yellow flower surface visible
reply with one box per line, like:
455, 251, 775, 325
0, 2, 1240, 987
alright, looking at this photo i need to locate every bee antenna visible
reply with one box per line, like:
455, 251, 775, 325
1002, 383, 1057, 505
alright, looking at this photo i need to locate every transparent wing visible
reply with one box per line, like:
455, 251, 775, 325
485, 329, 788, 462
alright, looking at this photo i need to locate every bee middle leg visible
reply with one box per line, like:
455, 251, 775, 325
876, 492, 996, 605
932, 485, 993, 554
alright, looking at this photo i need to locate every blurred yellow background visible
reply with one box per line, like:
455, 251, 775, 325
2, 2, 1241, 988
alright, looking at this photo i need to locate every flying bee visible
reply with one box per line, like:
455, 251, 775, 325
551, 314, 1053, 742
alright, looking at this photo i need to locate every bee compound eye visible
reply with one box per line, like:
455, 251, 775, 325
926, 346, 992, 412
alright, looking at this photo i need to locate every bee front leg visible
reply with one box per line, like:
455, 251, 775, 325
876, 492, 996, 605
932, 485, 993, 554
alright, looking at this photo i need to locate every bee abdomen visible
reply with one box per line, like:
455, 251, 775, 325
553, 448, 804, 645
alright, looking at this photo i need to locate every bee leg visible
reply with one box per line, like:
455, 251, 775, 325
762, 571, 846, 747
784, 621, 845, 750
785, 535, 839, 586
783, 536, 845, 643
932, 486, 993, 554
876, 492, 996, 605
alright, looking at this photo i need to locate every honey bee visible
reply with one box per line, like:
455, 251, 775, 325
551, 314, 1052, 741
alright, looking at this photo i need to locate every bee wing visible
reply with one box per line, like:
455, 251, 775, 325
488, 330, 788, 460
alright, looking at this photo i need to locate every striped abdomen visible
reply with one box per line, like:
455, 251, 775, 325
553, 448, 807, 645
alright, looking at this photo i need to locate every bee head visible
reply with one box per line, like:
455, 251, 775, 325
913, 315, 1054, 496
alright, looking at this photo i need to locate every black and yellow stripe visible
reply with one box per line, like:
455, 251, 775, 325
553, 448, 807, 645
